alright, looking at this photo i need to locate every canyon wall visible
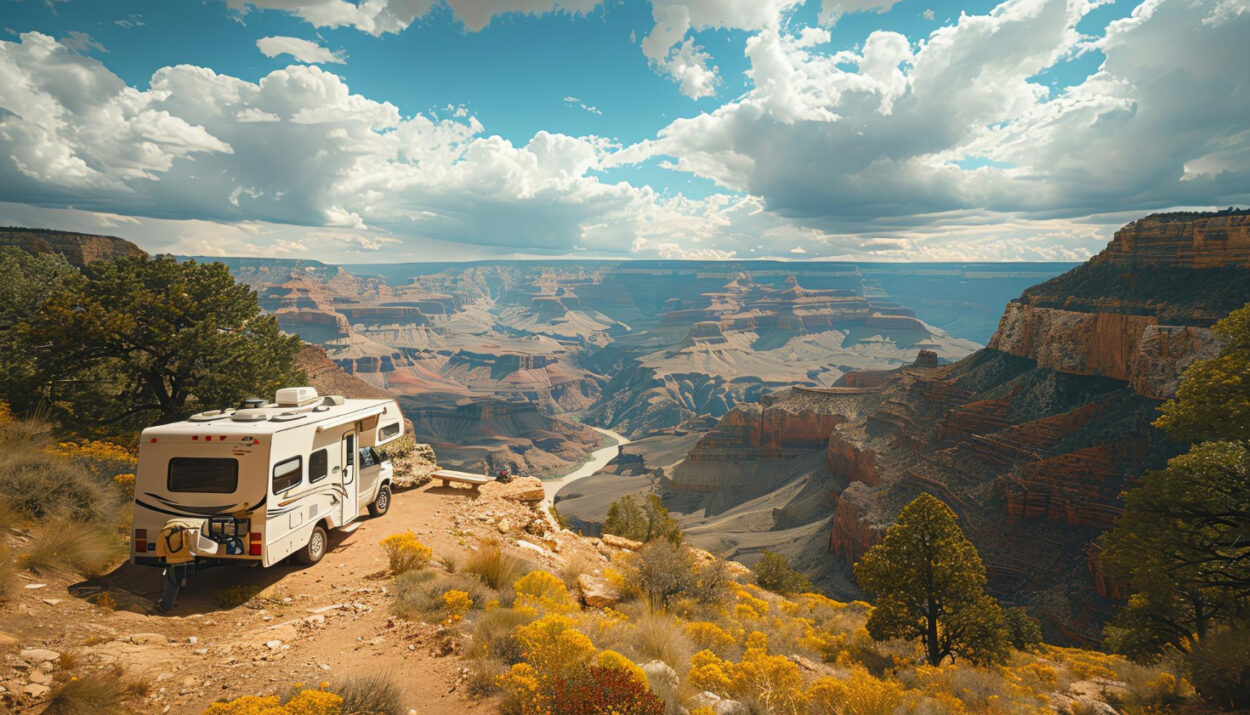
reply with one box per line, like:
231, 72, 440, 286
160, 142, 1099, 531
0, 227, 146, 266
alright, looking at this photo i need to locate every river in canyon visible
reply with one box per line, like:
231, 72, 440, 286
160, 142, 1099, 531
543, 426, 629, 501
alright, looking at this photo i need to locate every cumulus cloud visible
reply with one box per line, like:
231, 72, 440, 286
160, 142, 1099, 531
228, 0, 603, 35
627, 0, 1250, 236
256, 35, 345, 64
819, 0, 904, 26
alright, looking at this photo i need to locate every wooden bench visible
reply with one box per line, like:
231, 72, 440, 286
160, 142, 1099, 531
432, 469, 492, 491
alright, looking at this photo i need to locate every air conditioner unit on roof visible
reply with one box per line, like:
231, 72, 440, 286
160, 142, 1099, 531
275, 386, 319, 407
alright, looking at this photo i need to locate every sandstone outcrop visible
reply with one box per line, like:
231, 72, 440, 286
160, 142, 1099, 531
0, 227, 146, 266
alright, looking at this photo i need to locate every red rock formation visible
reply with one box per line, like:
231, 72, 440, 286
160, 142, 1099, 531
1098, 212, 1250, 268
826, 435, 879, 486
0, 227, 146, 266
828, 487, 885, 564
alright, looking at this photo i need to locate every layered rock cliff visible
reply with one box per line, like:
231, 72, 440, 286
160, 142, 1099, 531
0, 227, 146, 266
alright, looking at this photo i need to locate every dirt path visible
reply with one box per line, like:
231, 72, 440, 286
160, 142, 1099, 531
0, 481, 505, 713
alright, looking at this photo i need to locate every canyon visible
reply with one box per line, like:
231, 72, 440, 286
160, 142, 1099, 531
194, 258, 1058, 477
594, 209, 1249, 645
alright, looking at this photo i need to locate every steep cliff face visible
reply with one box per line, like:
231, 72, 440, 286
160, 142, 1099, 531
808, 210, 1250, 644
0, 227, 146, 266
988, 304, 1222, 399
987, 211, 1250, 398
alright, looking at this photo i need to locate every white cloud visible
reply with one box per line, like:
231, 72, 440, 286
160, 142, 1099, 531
627, 0, 1250, 236
563, 96, 602, 114
60, 31, 107, 54
228, 0, 603, 35
923, 8, 935, 20
820, 0, 903, 26
256, 35, 346, 64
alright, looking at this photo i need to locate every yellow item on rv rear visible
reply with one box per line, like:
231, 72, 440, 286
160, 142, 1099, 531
156, 519, 202, 564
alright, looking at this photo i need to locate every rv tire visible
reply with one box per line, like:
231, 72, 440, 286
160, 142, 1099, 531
368, 484, 392, 517
295, 524, 328, 565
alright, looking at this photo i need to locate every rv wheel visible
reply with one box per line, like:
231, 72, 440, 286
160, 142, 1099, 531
296, 525, 328, 565
368, 484, 392, 517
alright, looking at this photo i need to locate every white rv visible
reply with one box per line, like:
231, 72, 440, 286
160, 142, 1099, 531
131, 387, 405, 573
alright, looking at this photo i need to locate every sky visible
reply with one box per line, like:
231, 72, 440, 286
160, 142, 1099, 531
0, 0, 1247, 263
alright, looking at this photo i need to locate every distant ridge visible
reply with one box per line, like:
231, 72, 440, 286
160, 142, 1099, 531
0, 227, 146, 267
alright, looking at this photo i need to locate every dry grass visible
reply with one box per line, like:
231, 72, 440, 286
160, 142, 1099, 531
627, 611, 694, 672
393, 569, 494, 621
44, 666, 149, 714
471, 606, 535, 664
560, 553, 599, 591
333, 672, 407, 715
0, 452, 115, 524
19, 519, 125, 577
463, 538, 531, 590
0, 543, 16, 602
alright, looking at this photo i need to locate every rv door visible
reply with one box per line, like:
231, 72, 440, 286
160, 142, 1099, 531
340, 430, 359, 522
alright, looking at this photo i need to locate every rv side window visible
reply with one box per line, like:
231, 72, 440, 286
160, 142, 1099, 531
309, 449, 328, 483
379, 422, 400, 440
272, 456, 302, 494
168, 458, 238, 494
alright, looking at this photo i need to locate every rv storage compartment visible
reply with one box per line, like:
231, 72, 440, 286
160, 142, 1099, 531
207, 516, 251, 556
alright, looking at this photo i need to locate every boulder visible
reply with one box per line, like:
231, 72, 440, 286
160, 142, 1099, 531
715, 700, 749, 715
577, 574, 621, 608
642, 660, 679, 701
689, 691, 722, 710
601, 534, 643, 551
19, 648, 60, 663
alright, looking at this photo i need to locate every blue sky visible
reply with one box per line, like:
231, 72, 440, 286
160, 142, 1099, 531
0, 0, 1246, 261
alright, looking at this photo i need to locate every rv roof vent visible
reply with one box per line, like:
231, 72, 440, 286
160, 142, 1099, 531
321, 395, 346, 407
276, 386, 319, 407
232, 409, 269, 422
270, 412, 307, 422
190, 409, 225, 422
238, 397, 266, 410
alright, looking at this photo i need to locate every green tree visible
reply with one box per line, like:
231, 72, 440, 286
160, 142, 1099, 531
1002, 607, 1044, 652
0, 248, 81, 414
603, 494, 682, 545
754, 550, 814, 595
1155, 302, 1250, 442
854, 493, 1008, 666
29, 255, 304, 437
625, 539, 729, 612
1101, 441, 1250, 659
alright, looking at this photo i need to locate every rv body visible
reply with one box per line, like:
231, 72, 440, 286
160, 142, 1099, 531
131, 387, 404, 569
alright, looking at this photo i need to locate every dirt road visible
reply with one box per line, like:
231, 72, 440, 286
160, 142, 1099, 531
0, 481, 503, 713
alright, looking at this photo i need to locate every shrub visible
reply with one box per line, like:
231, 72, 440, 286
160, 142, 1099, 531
753, 551, 813, 595
333, 673, 406, 715
1003, 607, 1044, 651
0, 543, 16, 601
0, 452, 115, 523
604, 494, 682, 545
1190, 626, 1250, 709
807, 668, 904, 715
625, 541, 729, 612
550, 666, 665, 715
514, 570, 574, 613
443, 589, 473, 621
472, 606, 535, 664
381, 532, 432, 574
628, 612, 694, 671
20, 519, 124, 576
44, 666, 149, 715
393, 570, 492, 621
204, 688, 343, 714
465, 538, 530, 590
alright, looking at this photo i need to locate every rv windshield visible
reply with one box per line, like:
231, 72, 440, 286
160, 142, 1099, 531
168, 457, 239, 493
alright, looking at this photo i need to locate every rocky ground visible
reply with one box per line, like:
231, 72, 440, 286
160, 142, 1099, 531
0, 477, 625, 713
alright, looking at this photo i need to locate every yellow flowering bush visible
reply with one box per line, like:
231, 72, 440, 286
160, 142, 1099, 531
807, 668, 905, 715
595, 649, 649, 687
380, 532, 432, 574
685, 620, 736, 653
203, 688, 343, 714
443, 589, 472, 622
514, 570, 574, 613
45, 440, 137, 480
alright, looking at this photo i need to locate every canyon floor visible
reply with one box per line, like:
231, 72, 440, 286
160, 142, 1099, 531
0, 480, 582, 713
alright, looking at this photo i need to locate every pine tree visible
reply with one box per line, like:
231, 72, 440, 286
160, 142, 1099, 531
854, 493, 1008, 666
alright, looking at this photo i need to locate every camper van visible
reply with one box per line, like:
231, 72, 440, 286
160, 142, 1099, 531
131, 387, 405, 575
